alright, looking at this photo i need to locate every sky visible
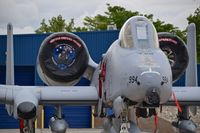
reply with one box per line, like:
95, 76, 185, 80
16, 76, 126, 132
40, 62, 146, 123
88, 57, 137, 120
0, 0, 199, 34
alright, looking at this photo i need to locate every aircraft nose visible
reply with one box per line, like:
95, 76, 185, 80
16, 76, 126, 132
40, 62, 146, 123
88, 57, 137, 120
140, 71, 161, 87
140, 72, 161, 106
146, 88, 160, 105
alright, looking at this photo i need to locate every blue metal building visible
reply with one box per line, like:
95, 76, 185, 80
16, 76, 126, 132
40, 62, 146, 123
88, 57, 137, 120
0, 31, 199, 128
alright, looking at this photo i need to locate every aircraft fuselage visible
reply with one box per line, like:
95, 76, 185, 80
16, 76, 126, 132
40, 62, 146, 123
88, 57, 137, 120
91, 16, 173, 107
92, 40, 172, 107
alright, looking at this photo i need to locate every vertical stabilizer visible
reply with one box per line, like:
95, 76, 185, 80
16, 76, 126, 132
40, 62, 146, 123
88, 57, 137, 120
5, 23, 14, 116
185, 23, 197, 116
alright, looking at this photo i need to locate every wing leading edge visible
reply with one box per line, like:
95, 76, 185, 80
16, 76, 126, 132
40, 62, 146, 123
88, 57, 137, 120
0, 85, 98, 106
166, 87, 200, 106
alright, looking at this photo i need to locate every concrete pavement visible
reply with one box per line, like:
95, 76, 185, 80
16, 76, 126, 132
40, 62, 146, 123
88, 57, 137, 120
0, 129, 151, 133
0, 129, 101, 133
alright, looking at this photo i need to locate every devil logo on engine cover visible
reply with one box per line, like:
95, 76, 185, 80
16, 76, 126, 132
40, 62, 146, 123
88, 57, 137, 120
52, 44, 76, 70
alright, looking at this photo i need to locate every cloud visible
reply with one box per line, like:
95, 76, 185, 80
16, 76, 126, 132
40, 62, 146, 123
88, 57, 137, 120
105, 0, 199, 29
0, 0, 103, 34
0, 26, 35, 35
0, 0, 199, 34
0, 0, 39, 34
13, 26, 35, 34
0, 0, 39, 26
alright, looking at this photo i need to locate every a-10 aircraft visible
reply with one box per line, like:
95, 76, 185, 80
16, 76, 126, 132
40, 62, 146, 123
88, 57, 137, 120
0, 16, 199, 133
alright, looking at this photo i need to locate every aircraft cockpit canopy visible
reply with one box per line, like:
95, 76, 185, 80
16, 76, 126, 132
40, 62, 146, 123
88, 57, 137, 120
119, 16, 159, 49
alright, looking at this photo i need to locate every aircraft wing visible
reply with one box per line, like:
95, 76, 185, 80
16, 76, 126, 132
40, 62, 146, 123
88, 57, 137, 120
39, 86, 98, 105
166, 87, 200, 106
0, 85, 98, 119
0, 85, 98, 105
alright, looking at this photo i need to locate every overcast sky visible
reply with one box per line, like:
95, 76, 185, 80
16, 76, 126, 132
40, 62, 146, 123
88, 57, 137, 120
0, 0, 199, 34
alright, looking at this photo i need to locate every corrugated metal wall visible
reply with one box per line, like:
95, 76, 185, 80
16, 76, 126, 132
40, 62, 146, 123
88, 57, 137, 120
0, 30, 199, 128
0, 31, 119, 128
0, 31, 119, 66
0, 66, 35, 128
44, 106, 92, 128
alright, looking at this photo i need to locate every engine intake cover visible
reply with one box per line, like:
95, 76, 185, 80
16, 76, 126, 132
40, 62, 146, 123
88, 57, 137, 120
158, 32, 189, 82
38, 32, 89, 85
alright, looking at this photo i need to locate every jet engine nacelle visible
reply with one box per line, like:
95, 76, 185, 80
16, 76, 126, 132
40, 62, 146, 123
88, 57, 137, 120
158, 32, 189, 82
37, 32, 89, 86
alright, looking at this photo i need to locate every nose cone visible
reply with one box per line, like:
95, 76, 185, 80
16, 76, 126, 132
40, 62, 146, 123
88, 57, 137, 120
140, 73, 162, 105
140, 72, 172, 104
146, 89, 160, 105
140, 72, 161, 88
17, 102, 36, 119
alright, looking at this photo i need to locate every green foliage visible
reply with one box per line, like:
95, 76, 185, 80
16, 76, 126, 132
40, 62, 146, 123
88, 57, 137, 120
35, 4, 200, 62
35, 4, 185, 37
35, 19, 50, 34
35, 15, 66, 33
105, 4, 140, 29
83, 4, 185, 40
153, 19, 186, 41
83, 4, 140, 30
65, 18, 75, 32
35, 4, 195, 49
35, 15, 88, 33
83, 15, 110, 31
187, 7, 200, 63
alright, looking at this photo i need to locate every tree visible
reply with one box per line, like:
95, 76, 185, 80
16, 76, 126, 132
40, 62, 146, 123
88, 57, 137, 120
83, 4, 185, 40
35, 15, 66, 33
83, 15, 110, 31
187, 7, 200, 62
105, 4, 140, 29
153, 19, 186, 40
35, 15, 88, 33
35, 4, 185, 42
83, 4, 140, 30
65, 18, 75, 32
35, 19, 50, 34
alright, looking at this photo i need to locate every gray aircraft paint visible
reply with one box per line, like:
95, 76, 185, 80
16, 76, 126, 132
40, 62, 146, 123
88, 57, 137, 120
186, 23, 198, 116
186, 23, 197, 87
92, 17, 172, 105
5, 23, 14, 116
0, 16, 200, 133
